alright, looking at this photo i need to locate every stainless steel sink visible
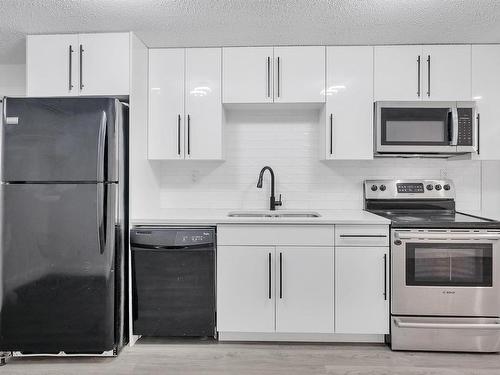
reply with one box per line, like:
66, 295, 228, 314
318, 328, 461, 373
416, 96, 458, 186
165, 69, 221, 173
227, 211, 321, 218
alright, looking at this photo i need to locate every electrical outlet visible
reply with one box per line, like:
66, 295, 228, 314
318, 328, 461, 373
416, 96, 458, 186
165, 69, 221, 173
192, 170, 199, 183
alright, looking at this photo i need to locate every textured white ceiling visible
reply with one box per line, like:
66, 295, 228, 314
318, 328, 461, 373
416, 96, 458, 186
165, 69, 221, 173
1, 0, 500, 64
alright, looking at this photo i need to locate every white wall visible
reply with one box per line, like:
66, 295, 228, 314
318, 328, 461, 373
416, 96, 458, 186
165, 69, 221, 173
0, 64, 25, 97
158, 109, 488, 214
481, 161, 500, 220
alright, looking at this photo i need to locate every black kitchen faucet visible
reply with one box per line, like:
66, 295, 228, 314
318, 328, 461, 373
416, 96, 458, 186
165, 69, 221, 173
257, 166, 283, 211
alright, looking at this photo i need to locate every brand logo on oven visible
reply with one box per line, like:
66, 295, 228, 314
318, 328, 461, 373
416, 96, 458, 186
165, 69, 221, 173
442, 290, 456, 295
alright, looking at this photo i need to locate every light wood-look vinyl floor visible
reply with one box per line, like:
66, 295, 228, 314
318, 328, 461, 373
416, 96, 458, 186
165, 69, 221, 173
2, 338, 500, 374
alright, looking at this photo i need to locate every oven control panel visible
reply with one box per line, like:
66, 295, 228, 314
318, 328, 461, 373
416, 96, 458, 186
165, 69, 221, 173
365, 179, 455, 200
396, 183, 424, 194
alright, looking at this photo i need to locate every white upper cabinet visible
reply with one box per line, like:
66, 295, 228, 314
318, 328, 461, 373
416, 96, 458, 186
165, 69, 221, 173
27, 32, 130, 97
217, 246, 276, 333
26, 34, 79, 97
222, 47, 274, 103
374, 45, 423, 101
472, 45, 500, 160
148, 49, 185, 160
323, 46, 373, 160
148, 48, 223, 161
275, 247, 334, 333
422, 45, 471, 101
335, 246, 389, 334
223, 46, 325, 104
273, 46, 326, 103
78, 33, 130, 96
374, 45, 472, 101
185, 48, 223, 160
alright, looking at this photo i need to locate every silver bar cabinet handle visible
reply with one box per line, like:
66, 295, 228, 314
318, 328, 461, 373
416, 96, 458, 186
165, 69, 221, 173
417, 55, 421, 97
426, 55, 431, 97
68, 45, 74, 91
79, 44, 84, 90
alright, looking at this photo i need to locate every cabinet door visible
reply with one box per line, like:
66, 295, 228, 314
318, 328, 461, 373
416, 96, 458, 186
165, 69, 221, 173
335, 247, 389, 334
185, 48, 223, 160
472, 45, 500, 160
217, 246, 275, 332
374, 45, 422, 100
148, 49, 185, 160
26, 34, 79, 97
275, 247, 334, 333
325, 46, 373, 160
422, 45, 471, 101
222, 47, 274, 103
274, 46, 326, 103
78, 33, 130, 96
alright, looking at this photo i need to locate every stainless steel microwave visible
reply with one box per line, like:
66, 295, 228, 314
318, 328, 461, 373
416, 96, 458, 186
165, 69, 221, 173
374, 101, 478, 157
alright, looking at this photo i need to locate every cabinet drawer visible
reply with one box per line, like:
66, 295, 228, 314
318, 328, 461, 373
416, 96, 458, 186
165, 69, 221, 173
217, 225, 334, 246
335, 225, 389, 247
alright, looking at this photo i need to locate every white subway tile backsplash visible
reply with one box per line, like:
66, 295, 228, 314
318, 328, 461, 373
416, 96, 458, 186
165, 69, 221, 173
159, 111, 483, 212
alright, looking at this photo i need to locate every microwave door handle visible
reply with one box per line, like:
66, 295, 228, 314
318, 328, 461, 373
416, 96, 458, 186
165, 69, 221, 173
450, 106, 458, 146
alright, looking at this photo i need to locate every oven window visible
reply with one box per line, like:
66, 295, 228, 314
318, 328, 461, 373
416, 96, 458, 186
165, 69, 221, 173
406, 243, 492, 287
381, 108, 451, 145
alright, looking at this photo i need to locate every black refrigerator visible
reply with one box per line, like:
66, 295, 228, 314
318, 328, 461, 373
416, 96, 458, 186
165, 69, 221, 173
0, 97, 128, 355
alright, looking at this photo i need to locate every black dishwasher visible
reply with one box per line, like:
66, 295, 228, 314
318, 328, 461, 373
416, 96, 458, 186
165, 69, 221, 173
131, 227, 215, 337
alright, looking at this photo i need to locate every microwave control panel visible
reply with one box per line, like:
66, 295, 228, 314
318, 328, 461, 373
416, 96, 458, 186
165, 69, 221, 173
457, 108, 473, 146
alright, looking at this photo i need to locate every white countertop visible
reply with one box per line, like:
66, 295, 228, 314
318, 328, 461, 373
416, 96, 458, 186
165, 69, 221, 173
131, 209, 390, 226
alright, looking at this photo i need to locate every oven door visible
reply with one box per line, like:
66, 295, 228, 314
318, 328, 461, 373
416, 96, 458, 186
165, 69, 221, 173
375, 101, 458, 154
392, 229, 500, 317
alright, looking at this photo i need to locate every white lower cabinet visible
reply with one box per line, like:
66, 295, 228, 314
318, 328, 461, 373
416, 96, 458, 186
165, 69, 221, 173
275, 247, 334, 333
216, 224, 389, 340
217, 245, 334, 333
217, 246, 275, 332
335, 246, 389, 334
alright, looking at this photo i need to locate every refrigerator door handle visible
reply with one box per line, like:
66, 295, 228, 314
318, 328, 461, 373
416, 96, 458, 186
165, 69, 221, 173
97, 111, 107, 182
97, 184, 105, 254
2, 98, 19, 126
98, 183, 117, 256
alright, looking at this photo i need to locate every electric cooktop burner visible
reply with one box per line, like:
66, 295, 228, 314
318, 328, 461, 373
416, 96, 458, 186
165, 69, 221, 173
364, 179, 500, 229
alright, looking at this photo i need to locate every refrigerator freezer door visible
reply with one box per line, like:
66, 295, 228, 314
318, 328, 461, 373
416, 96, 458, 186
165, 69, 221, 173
0, 183, 117, 353
1, 97, 119, 182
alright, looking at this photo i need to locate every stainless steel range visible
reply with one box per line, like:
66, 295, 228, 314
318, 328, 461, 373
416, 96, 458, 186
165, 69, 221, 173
364, 179, 500, 352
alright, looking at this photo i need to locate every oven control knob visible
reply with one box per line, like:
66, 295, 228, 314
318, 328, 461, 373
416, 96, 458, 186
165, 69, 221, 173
379, 185, 386, 191
435, 184, 442, 191
371, 185, 378, 191
443, 184, 451, 191
394, 240, 402, 246
426, 184, 433, 191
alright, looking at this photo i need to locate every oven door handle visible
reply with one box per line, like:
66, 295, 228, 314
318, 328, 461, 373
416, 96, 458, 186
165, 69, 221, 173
395, 232, 500, 241
394, 318, 500, 330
